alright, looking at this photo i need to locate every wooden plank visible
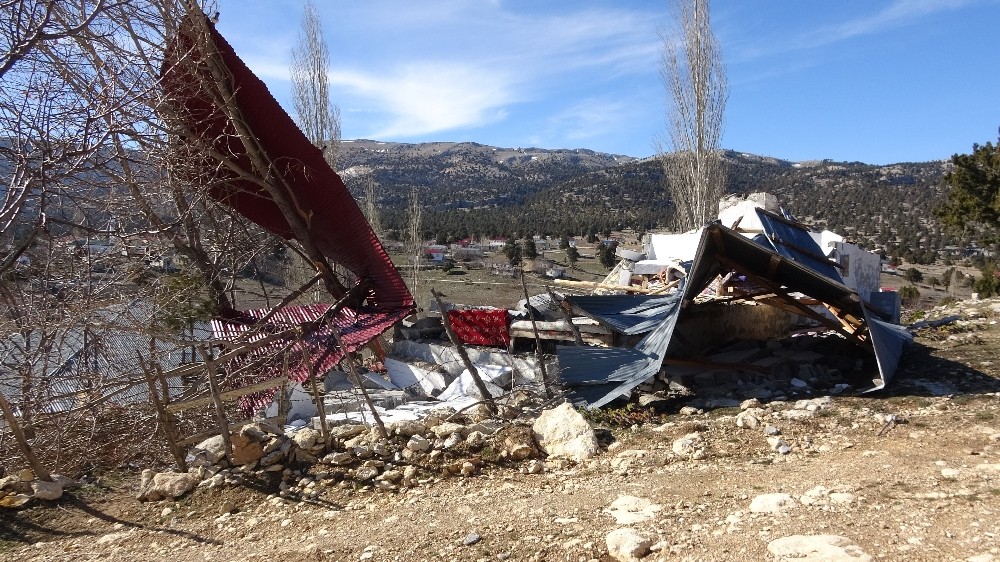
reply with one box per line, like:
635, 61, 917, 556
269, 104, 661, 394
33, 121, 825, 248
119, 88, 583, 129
165, 375, 287, 414
552, 279, 664, 294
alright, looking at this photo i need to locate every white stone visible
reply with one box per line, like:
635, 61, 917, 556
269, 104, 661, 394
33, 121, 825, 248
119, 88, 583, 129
829, 492, 855, 505
736, 410, 760, 429
671, 432, 705, 459
749, 493, 797, 514
606, 527, 654, 562
532, 403, 599, 462
323, 452, 354, 466
292, 428, 322, 450
390, 420, 427, 437
406, 434, 432, 453
783, 409, 817, 421
767, 534, 872, 562
431, 422, 466, 438
30, 480, 63, 501
941, 468, 961, 480
140, 471, 198, 500
193, 435, 227, 464
605, 495, 661, 525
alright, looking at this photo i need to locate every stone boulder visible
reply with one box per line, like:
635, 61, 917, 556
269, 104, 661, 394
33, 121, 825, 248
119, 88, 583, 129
138, 470, 198, 501
230, 433, 265, 465
532, 403, 598, 462
767, 534, 872, 562
749, 493, 797, 514
292, 427, 323, 450
606, 527, 654, 562
192, 435, 228, 464
30, 479, 63, 501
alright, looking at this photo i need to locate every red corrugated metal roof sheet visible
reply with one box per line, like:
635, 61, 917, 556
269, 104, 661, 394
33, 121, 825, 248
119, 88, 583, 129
212, 304, 409, 415
162, 13, 413, 313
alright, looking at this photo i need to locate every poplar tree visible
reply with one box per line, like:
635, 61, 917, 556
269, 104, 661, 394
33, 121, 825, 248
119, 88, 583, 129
291, 0, 341, 169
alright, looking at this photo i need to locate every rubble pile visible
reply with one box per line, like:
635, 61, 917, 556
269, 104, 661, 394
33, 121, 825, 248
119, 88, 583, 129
137, 402, 599, 502
0, 470, 78, 507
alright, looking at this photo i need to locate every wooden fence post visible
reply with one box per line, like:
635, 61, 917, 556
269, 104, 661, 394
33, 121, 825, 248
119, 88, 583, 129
431, 289, 499, 415
304, 347, 330, 444
0, 391, 51, 482
520, 274, 551, 397
331, 330, 388, 439
140, 359, 187, 472
198, 346, 232, 464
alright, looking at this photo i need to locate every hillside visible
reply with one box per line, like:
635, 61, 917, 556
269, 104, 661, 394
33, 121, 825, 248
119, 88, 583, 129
337, 140, 958, 262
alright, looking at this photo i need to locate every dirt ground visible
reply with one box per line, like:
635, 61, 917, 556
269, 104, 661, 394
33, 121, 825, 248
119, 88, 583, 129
4, 301, 1000, 561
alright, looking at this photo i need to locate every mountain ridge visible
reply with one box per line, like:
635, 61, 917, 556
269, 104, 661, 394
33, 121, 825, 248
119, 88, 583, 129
336, 139, 957, 262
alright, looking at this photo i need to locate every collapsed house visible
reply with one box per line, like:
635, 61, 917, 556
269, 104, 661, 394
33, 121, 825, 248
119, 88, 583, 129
556, 193, 912, 408
155, 12, 908, 433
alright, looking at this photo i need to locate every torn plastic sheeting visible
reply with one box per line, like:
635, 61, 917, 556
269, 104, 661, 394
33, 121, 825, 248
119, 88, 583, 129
385, 358, 448, 398
392, 340, 547, 383
437, 364, 512, 402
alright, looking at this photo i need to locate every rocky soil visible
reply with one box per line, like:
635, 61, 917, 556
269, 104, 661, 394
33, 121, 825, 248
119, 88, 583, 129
5, 298, 1000, 562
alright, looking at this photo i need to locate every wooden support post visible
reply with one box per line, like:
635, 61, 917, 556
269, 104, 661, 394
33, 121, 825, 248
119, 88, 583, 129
550, 289, 584, 346
521, 274, 551, 397
198, 346, 233, 464
332, 330, 388, 439
277, 352, 291, 423
140, 359, 187, 472
0, 391, 51, 482
431, 288, 499, 415
305, 347, 330, 444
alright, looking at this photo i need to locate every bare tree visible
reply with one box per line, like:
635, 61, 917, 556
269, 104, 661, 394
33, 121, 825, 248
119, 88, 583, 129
658, 0, 728, 231
407, 188, 421, 296
362, 172, 383, 242
291, 0, 341, 169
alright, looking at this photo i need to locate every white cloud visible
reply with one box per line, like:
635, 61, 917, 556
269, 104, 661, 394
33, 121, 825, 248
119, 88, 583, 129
332, 63, 516, 138
548, 97, 637, 143
799, 0, 983, 49
223, 1, 665, 141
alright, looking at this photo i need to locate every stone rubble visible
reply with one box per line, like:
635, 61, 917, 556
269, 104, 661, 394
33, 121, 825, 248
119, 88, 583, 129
606, 527, 654, 562
767, 534, 873, 562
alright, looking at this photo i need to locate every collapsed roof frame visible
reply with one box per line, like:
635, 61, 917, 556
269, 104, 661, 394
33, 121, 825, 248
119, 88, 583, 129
559, 211, 912, 407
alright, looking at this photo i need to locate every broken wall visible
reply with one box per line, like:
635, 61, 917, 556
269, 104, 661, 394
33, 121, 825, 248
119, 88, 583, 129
672, 302, 798, 353
830, 242, 882, 301
718, 193, 779, 232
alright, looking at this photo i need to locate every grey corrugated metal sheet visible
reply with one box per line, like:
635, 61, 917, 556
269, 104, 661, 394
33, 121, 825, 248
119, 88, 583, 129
863, 307, 913, 391
558, 286, 683, 407
557, 347, 650, 385
567, 294, 682, 335
0, 298, 202, 414
755, 208, 844, 282
868, 291, 901, 324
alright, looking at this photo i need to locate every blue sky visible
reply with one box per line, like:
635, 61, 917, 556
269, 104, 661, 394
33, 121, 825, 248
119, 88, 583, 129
217, 0, 1000, 165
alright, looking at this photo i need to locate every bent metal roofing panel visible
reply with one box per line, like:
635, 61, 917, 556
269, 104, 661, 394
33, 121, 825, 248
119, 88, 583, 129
559, 284, 684, 408
162, 13, 412, 313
